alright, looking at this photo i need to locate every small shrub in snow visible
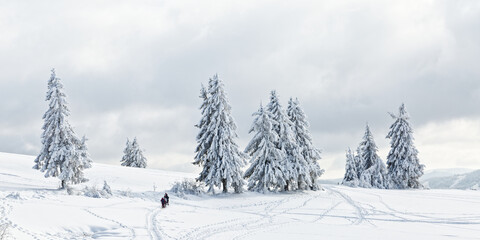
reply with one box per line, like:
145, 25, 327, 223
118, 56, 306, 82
82, 183, 112, 198
83, 186, 102, 198
103, 181, 112, 196
119, 189, 132, 198
171, 179, 205, 197
5, 192, 22, 200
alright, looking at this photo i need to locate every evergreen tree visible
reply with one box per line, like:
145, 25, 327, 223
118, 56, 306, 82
244, 105, 287, 192
342, 148, 359, 187
193, 84, 213, 185
33, 69, 91, 189
121, 137, 147, 168
287, 98, 324, 190
386, 103, 424, 189
267, 91, 306, 191
193, 75, 246, 193
357, 124, 388, 189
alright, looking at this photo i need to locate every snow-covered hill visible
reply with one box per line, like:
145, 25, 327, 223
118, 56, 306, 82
1, 152, 480, 240
422, 169, 480, 190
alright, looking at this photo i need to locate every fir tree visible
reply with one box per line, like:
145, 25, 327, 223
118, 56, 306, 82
386, 103, 424, 189
33, 69, 91, 189
121, 137, 147, 168
244, 104, 287, 192
193, 84, 213, 185
193, 75, 246, 193
267, 91, 306, 191
287, 98, 324, 190
357, 124, 388, 189
342, 148, 358, 187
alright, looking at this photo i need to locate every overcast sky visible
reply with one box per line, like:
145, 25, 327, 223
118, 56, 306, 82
1, 0, 480, 178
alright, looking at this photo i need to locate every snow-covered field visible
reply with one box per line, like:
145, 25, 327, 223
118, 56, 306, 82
1, 152, 480, 240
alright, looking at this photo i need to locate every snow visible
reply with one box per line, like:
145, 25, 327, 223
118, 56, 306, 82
423, 169, 480, 190
1, 152, 480, 239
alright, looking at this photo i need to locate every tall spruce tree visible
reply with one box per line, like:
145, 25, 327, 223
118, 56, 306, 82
342, 148, 359, 187
287, 98, 324, 190
357, 124, 388, 189
193, 84, 213, 184
121, 137, 147, 168
33, 69, 91, 189
193, 75, 246, 193
386, 103, 424, 189
244, 105, 287, 192
267, 91, 306, 191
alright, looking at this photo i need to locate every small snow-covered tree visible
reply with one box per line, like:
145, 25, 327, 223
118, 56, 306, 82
33, 69, 91, 189
121, 137, 147, 168
267, 91, 306, 191
244, 104, 287, 192
287, 97, 324, 190
357, 124, 388, 189
193, 75, 246, 193
386, 103, 424, 189
342, 148, 358, 187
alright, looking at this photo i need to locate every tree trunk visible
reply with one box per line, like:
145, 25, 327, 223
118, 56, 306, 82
61, 180, 66, 189
284, 181, 289, 191
222, 179, 228, 193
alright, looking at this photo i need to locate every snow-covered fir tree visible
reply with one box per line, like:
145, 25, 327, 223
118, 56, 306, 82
244, 104, 287, 192
287, 97, 324, 190
357, 124, 388, 189
33, 69, 91, 189
342, 148, 359, 187
193, 84, 213, 185
386, 103, 424, 189
121, 138, 147, 168
193, 75, 246, 193
267, 91, 307, 191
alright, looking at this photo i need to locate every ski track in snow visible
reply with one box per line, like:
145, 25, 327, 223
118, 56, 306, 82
325, 186, 374, 226
175, 192, 333, 240
147, 206, 164, 240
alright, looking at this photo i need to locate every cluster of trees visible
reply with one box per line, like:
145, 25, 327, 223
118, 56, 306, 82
34, 69, 148, 189
121, 138, 147, 168
342, 104, 425, 189
193, 75, 324, 193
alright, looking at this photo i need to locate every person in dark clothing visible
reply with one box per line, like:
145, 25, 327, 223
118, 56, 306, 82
161, 197, 166, 208
164, 193, 169, 205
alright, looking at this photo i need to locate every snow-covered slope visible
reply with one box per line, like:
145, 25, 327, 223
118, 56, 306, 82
1, 152, 480, 240
422, 169, 480, 190
421, 168, 475, 181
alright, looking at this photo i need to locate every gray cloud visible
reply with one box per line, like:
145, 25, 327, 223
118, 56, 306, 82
1, 0, 480, 178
